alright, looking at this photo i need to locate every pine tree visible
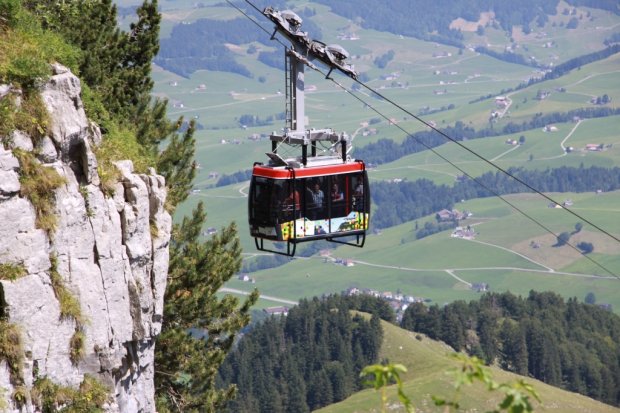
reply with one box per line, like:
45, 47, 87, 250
156, 119, 197, 209
155, 203, 258, 411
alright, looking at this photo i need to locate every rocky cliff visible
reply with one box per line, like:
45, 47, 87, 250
0, 64, 171, 412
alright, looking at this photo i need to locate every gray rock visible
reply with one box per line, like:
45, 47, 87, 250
0, 66, 171, 413
36, 135, 59, 163
0, 84, 10, 99
10, 130, 33, 151
0, 148, 20, 197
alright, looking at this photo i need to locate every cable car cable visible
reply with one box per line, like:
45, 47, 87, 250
353, 80, 620, 247
321, 69, 619, 279
230, 0, 619, 278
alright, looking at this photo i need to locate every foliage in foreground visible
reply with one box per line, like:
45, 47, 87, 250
362, 355, 540, 413
361, 363, 413, 413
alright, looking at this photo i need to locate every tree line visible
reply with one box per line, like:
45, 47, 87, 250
470, 44, 620, 102
217, 295, 391, 412
536, 44, 620, 82
371, 165, 620, 229
216, 290, 620, 410
401, 291, 620, 406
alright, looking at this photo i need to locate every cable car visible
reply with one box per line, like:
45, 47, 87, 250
248, 6, 369, 256
249, 153, 370, 256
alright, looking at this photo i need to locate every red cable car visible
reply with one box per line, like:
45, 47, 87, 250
248, 7, 369, 256
249, 155, 370, 256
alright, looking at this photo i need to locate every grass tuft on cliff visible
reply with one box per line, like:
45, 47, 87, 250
0, 263, 26, 281
48, 254, 85, 326
32, 374, 109, 412
0, 321, 24, 387
0, 0, 79, 90
13, 149, 66, 234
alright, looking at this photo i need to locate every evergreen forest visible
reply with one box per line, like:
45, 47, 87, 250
401, 291, 620, 406
218, 295, 391, 412
218, 291, 620, 410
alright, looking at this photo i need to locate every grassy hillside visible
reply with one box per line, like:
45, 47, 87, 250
316, 319, 620, 413
142, 0, 620, 312
188, 188, 620, 311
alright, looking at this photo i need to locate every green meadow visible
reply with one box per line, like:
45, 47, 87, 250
145, 1, 620, 312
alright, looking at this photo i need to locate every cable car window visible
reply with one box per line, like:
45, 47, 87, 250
305, 178, 326, 220
352, 173, 365, 212
250, 177, 273, 222
329, 176, 346, 218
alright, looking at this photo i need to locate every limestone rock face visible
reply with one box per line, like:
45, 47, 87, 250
0, 65, 171, 412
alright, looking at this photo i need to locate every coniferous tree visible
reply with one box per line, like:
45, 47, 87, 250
155, 203, 258, 411
156, 119, 197, 209
219, 295, 385, 412
499, 321, 528, 375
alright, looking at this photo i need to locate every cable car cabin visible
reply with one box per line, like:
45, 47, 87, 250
249, 157, 370, 256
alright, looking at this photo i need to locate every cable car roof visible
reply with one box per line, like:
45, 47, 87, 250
253, 158, 364, 179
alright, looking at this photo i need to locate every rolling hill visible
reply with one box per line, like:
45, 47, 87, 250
316, 318, 620, 413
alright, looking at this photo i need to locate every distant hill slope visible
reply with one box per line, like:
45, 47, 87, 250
314, 0, 619, 45
156, 0, 620, 77
317, 318, 620, 413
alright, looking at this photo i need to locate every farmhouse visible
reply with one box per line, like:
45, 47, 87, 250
472, 283, 489, 292
436, 209, 469, 221
263, 306, 289, 316
495, 96, 508, 107
451, 226, 476, 239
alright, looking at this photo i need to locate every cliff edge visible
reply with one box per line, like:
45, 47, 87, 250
0, 64, 171, 412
